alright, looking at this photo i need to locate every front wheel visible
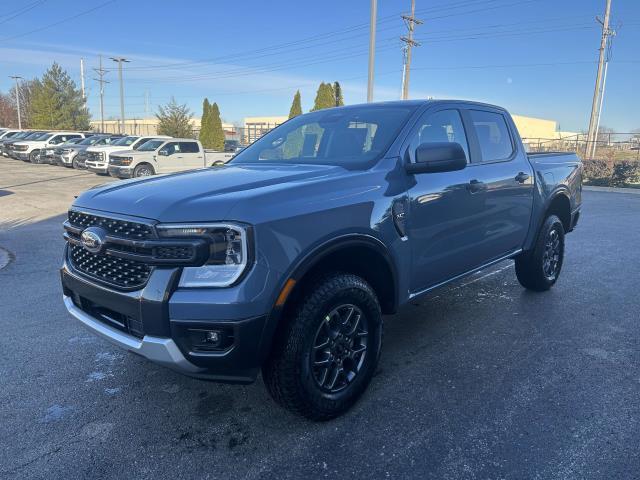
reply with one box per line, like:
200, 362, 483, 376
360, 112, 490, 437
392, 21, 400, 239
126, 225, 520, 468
515, 214, 565, 291
133, 164, 155, 177
263, 273, 382, 421
29, 151, 40, 164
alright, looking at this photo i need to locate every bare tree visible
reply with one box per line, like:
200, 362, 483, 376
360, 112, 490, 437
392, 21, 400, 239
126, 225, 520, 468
0, 92, 17, 127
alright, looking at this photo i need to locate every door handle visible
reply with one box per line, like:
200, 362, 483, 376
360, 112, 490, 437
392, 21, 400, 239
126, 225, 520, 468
467, 179, 486, 193
515, 172, 530, 183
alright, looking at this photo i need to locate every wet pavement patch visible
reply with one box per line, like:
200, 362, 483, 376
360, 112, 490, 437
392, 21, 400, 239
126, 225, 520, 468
0, 247, 13, 270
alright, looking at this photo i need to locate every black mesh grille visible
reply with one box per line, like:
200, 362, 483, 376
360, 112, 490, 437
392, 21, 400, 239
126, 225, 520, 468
69, 244, 152, 289
87, 151, 103, 162
68, 210, 154, 239
154, 245, 194, 260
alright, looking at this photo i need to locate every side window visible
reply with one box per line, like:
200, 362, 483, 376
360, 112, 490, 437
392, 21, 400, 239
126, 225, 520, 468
49, 135, 63, 145
469, 110, 514, 162
163, 142, 179, 155
179, 142, 199, 153
135, 137, 152, 149
410, 109, 469, 162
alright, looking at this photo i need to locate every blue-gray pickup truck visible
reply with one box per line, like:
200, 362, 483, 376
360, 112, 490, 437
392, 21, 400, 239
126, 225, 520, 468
61, 100, 582, 420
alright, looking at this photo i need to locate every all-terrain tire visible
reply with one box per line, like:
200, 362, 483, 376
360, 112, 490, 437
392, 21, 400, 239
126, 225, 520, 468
515, 214, 565, 291
263, 273, 382, 421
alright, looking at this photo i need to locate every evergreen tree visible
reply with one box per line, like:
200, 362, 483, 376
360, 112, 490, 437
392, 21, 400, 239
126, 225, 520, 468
210, 102, 225, 151
199, 98, 215, 148
29, 63, 89, 130
156, 97, 194, 137
288, 90, 302, 118
333, 81, 344, 106
311, 82, 336, 111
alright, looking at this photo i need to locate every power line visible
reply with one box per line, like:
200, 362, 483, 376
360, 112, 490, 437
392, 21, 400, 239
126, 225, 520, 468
107, 0, 535, 73
0, 0, 115, 43
0, 0, 47, 26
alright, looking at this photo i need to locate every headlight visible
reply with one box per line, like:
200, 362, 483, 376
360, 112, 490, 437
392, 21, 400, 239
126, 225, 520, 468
157, 223, 251, 287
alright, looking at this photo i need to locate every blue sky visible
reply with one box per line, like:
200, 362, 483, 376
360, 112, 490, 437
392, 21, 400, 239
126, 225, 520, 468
0, 0, 638, 131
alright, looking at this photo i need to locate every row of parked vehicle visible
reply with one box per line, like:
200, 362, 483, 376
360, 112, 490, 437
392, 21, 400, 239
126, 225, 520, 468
0, 128, 237, 178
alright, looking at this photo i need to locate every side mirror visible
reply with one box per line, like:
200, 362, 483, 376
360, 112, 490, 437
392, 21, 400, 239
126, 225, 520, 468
158, 149, 169, 156
406, 142, 467, 174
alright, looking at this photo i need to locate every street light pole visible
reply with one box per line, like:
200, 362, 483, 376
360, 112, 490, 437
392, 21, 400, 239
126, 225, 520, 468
367, 0, 377, 102
9, 75, 23, 129
110, 57, 130, 134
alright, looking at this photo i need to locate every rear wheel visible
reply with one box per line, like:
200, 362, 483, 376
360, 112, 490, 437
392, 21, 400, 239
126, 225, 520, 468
133, 164, 155, 177
263, 273, 382, 421
515, 214, 565, 291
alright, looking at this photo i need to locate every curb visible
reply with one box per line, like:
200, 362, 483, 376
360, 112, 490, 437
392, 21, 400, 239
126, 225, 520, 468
583, 186, 640, 195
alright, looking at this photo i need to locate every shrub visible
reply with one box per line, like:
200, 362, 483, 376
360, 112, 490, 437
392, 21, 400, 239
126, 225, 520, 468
583, 158, 640, 187
610, 161, 640, 187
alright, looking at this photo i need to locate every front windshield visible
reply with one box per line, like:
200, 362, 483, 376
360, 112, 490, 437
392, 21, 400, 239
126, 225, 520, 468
24, 132, 43, 140
38, 133, 54, 141
78, 136, 100, 145
112, 136, 138, 146
231, 105, 417, 169
137, 139, 164, 151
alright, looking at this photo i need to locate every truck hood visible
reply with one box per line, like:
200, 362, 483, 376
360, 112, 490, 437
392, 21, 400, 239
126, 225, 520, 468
73, 163, 345, 222
87, 145, 131, 153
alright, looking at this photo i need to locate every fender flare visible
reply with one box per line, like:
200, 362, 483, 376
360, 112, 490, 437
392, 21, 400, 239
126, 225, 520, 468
257, 233, 399, 363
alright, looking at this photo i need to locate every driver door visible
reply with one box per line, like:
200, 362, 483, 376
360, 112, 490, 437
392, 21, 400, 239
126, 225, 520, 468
156, 142, 183, 173
405, 107, 488, 292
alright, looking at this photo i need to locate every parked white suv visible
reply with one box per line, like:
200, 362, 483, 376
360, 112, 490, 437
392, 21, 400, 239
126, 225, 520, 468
108, 138, 210, 178
13, 132, 85, 163
85, 135, 171, 174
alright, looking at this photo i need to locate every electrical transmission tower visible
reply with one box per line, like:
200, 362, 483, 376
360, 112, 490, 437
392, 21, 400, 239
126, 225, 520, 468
400, 0, 422, 100
93, 55, 110, 133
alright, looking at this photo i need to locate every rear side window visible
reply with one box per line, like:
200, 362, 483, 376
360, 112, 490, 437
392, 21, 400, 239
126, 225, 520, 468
179, 142, 200, 153
469, 110, 514, 162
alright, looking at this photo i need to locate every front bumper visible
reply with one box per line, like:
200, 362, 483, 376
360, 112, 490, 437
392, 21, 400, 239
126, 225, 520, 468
108, 165, 132, 178
60, 257, 271, 383
87, 163, 108, 174
15, 151, 30, 161
63, 295, 203, 374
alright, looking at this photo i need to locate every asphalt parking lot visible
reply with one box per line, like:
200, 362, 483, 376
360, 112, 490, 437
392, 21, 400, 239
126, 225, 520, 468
1, 160, 639, 479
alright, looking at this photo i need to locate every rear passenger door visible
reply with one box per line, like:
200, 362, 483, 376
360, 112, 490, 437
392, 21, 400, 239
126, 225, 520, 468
180, 141, 205, 169
462, 108, 534, 259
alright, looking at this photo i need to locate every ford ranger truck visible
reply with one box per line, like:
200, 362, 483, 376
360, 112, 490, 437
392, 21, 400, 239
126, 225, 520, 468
85, 135, 171, 174
61, 100, 582, 420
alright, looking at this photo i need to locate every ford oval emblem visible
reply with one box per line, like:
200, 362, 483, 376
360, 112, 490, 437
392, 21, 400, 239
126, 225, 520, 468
80, 227, 106, 254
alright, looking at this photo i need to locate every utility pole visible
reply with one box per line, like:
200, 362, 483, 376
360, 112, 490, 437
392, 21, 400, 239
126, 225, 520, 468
401, 0, 422, 100
93, 55, 109, 133
110, 56, 130, 134
586, 0, 613, 159
367, 0, 377, 102
9, 76, 23, 129
80, 58, 86, 102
